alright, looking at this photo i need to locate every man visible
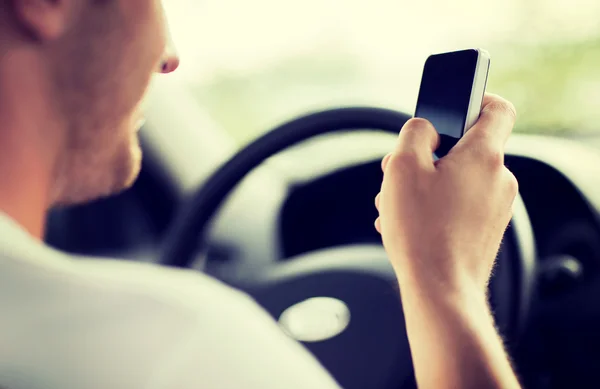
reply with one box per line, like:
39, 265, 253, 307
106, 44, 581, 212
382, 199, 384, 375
0, 0, 521, 388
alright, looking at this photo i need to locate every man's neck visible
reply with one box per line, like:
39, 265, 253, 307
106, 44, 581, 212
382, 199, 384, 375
0, 109, 55, 239
0, 49, 62, 240
0, 161, 50, 240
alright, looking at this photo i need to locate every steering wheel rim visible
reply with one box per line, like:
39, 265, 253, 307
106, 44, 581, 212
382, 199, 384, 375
159, 107, 411, 268
158, 106, 537, 388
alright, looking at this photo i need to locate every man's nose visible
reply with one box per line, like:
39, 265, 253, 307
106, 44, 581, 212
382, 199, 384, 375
159, 24, 179, 74
160, 53, 179, 74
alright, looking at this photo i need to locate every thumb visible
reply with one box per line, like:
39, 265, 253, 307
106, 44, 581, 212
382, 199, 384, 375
391, 118, 440, 170
451, 94, 516, 161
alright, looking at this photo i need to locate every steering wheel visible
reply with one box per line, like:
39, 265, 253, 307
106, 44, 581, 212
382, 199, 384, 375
158, 107, 537, 389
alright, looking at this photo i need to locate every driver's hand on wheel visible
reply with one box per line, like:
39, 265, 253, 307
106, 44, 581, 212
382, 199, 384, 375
375, 93, 518, 295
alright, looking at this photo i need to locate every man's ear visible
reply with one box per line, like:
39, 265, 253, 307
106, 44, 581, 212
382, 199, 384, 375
11, 0, 78, 41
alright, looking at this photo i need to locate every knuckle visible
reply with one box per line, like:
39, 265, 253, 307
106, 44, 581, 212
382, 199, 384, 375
505, 169, 519, 197
389, 151, 419, 170
381, 153, 392, 172
486, 149, 505, 169
484, 98, 517, 124
472, 146, 504, 170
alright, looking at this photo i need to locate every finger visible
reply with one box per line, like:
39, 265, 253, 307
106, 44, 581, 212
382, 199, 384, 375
375, 192, 381, 210
458, 93, 517, 154
374, 217, 381, 233
393, 118, 440, 169
381, 153, 392, 172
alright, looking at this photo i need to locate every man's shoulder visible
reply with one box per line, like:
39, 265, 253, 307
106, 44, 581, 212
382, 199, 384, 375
72, 255, 250, 313
0, 246, 265, 388
70, 257, 340, 389
0, 217, 339, 389
63, 253, 277, 341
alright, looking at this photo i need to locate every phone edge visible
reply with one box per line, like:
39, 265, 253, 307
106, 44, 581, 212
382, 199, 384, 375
464, 49, 491, 133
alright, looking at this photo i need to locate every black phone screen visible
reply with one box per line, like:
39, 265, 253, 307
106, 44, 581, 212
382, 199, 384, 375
414, 49, 479, 157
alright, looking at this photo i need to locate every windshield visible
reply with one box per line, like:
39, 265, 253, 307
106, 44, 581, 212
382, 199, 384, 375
164, 0, 600, 145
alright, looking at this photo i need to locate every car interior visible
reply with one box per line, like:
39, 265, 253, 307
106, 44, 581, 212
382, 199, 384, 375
44, 1, 600, 388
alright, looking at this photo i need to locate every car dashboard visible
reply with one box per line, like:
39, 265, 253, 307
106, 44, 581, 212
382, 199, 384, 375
280, 161, 383, 258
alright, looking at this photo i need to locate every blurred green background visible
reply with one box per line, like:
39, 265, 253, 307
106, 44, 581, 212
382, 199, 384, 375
164, 0, 600, 145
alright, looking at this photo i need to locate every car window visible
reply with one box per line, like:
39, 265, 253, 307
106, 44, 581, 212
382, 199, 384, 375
164, 0, 600, 145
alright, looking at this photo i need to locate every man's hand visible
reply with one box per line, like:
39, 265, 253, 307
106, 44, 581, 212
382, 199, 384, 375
375, 93, 518, 294
375, 93, 522, 389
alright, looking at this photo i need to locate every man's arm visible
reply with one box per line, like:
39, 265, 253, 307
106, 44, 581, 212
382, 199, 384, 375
375, 94, 522, 389
400, 275, 521, 389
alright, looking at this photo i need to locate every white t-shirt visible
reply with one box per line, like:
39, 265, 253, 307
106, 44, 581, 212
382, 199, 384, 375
0, 214, 341, 389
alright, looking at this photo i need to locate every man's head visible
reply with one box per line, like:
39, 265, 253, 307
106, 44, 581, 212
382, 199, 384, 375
0, 0, 178, 208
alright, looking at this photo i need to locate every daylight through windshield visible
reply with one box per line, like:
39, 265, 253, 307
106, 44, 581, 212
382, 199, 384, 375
163, 0, 600, 144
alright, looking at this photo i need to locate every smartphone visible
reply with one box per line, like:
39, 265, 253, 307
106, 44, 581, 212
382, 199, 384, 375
414, 48, 490, 158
